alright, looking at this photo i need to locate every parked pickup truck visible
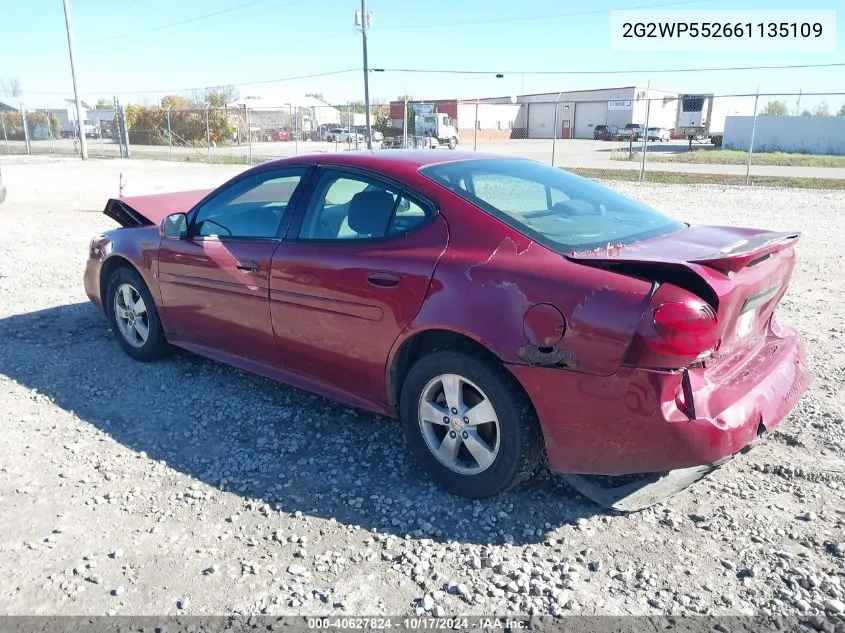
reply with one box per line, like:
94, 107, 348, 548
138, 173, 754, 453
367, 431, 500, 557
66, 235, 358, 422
617, 123, 645, 141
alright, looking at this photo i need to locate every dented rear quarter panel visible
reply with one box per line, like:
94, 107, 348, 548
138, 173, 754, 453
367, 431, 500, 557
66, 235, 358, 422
392, 187, 656, 377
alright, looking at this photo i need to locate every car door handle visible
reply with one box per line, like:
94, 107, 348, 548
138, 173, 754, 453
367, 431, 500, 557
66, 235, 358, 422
367, 271, 400, 288
236, 260, 259, 273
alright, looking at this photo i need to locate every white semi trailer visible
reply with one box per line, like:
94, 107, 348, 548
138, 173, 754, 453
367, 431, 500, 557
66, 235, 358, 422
676, 94, 756, 147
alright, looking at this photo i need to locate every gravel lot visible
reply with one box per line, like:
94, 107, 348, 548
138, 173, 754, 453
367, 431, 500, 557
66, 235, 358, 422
0, 155, 843, 619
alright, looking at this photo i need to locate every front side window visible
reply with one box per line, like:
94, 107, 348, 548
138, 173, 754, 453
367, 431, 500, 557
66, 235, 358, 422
297, 170, 432, 240
421, 158, 683, 252
192, 168, 305, 239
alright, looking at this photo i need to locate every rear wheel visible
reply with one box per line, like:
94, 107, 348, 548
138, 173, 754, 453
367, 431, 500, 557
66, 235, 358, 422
399, 350, 543, 498
106, 267, 169, 362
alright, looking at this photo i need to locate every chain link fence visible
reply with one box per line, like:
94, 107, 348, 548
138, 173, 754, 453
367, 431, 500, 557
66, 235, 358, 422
2, 90, 844, 187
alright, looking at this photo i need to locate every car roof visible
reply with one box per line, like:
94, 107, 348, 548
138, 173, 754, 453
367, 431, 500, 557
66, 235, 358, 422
259, 150, 519, 175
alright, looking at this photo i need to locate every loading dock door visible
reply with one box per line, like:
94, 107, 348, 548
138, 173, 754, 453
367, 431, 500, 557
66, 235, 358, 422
574, 101, 609, 139
527, 103, 556, 139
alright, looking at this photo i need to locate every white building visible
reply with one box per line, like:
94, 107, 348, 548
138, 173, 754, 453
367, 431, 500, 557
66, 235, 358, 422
480, 86, 680, 139
228, 94, 342, 132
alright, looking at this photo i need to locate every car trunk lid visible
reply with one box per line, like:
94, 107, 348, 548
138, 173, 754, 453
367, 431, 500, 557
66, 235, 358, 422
566, 224, 800, 367
103, 189, 213, 227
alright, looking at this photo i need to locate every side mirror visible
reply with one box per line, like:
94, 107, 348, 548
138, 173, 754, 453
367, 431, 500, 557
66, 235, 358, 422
161, 212, 188, 240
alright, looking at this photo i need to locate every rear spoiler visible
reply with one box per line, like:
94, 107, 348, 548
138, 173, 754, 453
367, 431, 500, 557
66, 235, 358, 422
690, 231, 800, 273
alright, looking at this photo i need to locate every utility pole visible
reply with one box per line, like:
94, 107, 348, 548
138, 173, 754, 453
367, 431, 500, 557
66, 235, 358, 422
745, 84, 760, 186
356, 1, 373, 150
63, 0, 88, 160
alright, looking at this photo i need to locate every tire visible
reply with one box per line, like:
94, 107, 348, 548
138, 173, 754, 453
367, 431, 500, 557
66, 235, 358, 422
399, 350, 543, 499
105, 266, 169, 362
447, 137, 457, 150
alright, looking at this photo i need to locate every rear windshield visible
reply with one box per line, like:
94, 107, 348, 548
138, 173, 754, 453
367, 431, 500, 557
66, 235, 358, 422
420, 158, 683, 252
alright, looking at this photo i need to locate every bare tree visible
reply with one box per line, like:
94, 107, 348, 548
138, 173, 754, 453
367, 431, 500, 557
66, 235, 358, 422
0, 77, 22, 98
812, 101, 831, 117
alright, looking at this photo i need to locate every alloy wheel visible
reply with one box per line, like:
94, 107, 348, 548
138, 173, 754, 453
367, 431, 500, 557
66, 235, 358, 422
417, 373, 501, 475
113, 283, 149, 348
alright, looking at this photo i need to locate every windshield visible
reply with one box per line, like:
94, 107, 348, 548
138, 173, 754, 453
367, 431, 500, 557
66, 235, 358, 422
420, 158, 684, 252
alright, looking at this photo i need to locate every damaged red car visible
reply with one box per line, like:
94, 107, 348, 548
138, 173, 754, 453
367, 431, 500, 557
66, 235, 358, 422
83, 152, 810, 510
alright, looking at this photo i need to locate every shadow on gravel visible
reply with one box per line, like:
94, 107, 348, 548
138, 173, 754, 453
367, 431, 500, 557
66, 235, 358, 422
0, 303, 614, 546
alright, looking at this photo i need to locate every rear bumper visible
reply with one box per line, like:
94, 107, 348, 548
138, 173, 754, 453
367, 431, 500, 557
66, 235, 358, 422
508, 321, 810, 475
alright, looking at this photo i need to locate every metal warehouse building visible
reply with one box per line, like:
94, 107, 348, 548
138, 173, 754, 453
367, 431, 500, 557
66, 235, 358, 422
480, 86, 679, 139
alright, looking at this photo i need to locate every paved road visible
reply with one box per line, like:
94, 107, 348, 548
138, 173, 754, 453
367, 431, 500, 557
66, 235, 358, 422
3, 137, 843, 180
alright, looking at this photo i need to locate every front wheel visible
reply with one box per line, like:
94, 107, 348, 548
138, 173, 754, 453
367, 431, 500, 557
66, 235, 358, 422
106, 266, 169, 362
399, 350, 543, 498
447, 137, 457, 150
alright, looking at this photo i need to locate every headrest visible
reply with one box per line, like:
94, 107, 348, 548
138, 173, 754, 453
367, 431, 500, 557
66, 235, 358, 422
347, 190, 396, 236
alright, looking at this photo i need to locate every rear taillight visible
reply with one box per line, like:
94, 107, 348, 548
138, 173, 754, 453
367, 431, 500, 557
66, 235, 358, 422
625, 287, 720, 369
650, 302, 718, 357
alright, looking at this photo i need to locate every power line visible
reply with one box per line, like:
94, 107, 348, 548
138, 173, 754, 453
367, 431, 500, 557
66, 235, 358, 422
375, 0, 719, 31
21, 69, 359, 97
20, 62, 844, 99
373, 62, 845, 76
174, 0, 313, 35
18, 0, 307, 52
78, 0, 302, 47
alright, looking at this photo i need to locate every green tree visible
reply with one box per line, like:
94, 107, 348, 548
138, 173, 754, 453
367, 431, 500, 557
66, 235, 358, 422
837, 104, 845, 117
800, 109, 812, 116
1, 111, 24, 139
25, 111, 60, 137
350, 100, 365, 113
127, 89, 235, 147
203, 85, 237, 108
760, 100, 789, 116
305, 92, 324, 101
372, 104, 389, 131
160, 94, 193, 110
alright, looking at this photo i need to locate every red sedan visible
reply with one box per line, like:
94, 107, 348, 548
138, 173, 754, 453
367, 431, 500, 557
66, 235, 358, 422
83, 151, 809, 509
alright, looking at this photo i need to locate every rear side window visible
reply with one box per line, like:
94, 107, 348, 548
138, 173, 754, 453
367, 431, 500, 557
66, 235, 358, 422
297, 170, 433, 241
421, 158, 683, 252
